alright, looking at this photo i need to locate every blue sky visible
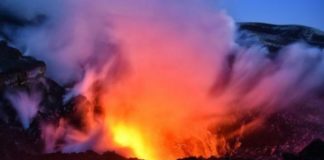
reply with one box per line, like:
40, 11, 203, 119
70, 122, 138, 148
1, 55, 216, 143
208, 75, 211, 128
217, 0, 324, 30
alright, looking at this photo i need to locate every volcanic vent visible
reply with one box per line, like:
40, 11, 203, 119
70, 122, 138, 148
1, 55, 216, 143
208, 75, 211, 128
0, 1, 324, 160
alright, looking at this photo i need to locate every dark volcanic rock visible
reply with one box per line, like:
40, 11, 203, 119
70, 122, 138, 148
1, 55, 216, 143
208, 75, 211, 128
0, 40, 65, 159
179, 140, 324, 160
282, 139, 324, 160
26, 151, 139, 160
236, 22, 324, 53
298, 139, 324, 160
231, 23, 324, 160
0, 41, 45, 86
62, 95, 94, 131
198, 23, 324, 160
0, 40, 133, 160
178, 157, 252, 160
0, 23, 324, 160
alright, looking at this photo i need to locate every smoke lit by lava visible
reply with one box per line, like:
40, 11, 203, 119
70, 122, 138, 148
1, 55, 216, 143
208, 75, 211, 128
1, 1, 324, 160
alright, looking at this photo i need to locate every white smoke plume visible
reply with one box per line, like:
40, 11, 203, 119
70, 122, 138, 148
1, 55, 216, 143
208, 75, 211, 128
1, 0, 324, 159
5, 90, 41, 129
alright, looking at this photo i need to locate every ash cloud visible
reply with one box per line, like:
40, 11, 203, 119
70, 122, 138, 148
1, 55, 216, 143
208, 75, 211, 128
0, 0, 324, 159
1, 0, 116, 85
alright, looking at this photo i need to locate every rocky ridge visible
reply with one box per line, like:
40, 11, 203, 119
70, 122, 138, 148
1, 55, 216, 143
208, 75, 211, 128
0, 22, 324, 160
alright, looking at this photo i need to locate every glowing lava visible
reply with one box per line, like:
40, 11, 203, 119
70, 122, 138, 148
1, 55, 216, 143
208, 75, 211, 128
80, 6, 236, 160
111, 123, 157, 160
7, 1, 323, 160
41, 2, 247, 160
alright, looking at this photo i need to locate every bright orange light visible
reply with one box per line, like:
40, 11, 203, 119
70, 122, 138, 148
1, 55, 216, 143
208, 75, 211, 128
111, 123, 157, 160
91, 16, 236, 160
57, 7, 249, 160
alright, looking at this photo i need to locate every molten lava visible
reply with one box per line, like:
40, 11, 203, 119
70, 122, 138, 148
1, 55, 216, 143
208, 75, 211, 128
111, 123, 157, 160
38, 2, 324, 160
83, 11, 238, 159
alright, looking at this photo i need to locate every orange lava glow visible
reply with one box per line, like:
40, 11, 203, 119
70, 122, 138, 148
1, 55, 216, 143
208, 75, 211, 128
33, 2, 324, 159
91, 12, 238, 159
110, 123, 158, 160
54, 4, 248, 160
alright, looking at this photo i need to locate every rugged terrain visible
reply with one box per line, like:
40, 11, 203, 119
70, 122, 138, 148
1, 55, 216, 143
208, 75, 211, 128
236, 22, 324, 52
0, 22, 324, 160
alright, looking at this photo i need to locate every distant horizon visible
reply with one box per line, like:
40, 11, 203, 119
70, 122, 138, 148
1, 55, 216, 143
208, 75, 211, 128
235, 22, 324, 31
217, 0, 324, 30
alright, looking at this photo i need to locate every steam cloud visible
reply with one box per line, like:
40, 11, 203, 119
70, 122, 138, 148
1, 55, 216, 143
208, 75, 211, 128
1, 0, 324, 160
6, 90, 41, 129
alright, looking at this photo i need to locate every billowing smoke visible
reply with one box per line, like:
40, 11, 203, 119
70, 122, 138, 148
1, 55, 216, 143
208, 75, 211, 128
5, 89, 41, 129
1, 0, 115, 84
1, 0, 324, 160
